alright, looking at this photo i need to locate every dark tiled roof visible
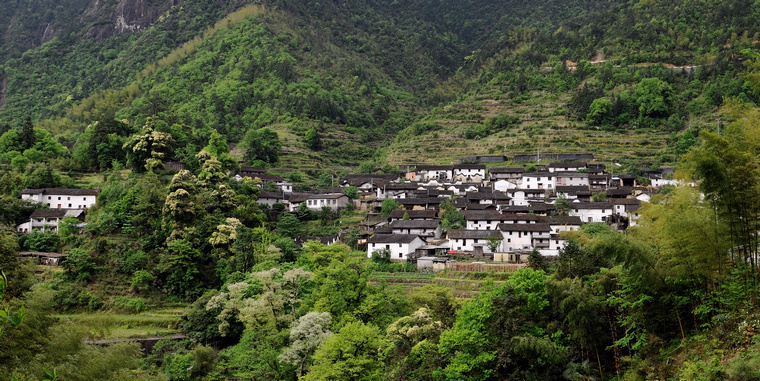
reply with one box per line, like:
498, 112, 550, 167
308, 193, 349, 200
416, 165, 454, 171
389, 220, 440, 229
22, 188, 99, 196
453, 164, 486, 170
498, 223, 552, 232
389, 210, 437, 219
448, 230, 503, 239
540, 216, 583, 225
367, 234, 422, 244
489, 167, 524, 173
522, 172, 555, 178
30, 209, 84, 218
465, 203, 497, 210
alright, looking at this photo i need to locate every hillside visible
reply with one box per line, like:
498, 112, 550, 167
1, 0, 760, 172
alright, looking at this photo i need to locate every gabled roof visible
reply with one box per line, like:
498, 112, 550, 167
522, 172, 555, 178
606, 187, 634, 196
453, 164, 486, 170
389, 210, 437, 219
555, 186, 591, 195
308, 193, 349, 200
489, 167, 524, 174
540, 215, 583, 225
416, 165, 454, 171
398, 198, 442, 205
22, 188, 99, 196
448, 229, 503, 240
498, 223, 552, 232
465, 203, 498, 210
555, 171, 589, 177
30, 209, 84, 219
389, 220, 440, 229
367, 234, 422, 244
287, 193, 312, 203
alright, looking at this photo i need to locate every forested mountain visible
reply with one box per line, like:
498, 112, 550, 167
3, 0, 760, 173
5, 2, 760, 380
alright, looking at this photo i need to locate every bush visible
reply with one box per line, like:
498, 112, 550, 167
115, 297, 147, 313
130, 270, 154, 292
20, 231, 59, 252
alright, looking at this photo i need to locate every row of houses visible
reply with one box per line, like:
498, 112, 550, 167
355, 162, 663, 263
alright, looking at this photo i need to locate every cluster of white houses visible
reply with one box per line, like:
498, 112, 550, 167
13, 157, 676, 266
357, 160, 673, 263
239, 160, 675, 263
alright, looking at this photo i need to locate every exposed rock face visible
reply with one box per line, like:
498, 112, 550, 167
86, 0, 178, 41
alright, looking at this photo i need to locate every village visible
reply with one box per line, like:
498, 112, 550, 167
14, 153, 681, 268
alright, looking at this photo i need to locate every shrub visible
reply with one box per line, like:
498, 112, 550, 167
115, 297, 147, 313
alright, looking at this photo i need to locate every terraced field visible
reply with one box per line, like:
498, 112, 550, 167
54, 307, 184, 339
370, 270, 512, 299
384, 90, 709, 166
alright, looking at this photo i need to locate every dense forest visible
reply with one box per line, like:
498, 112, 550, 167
4, 0, 760, 380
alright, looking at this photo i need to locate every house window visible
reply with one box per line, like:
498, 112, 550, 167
83, 197, 87, 201
48, 196, 51, 200
67, 197, 70, 200
68, 204, 71, 208
385, 245, 390, 250
507, 239, 511, 243
58, 197, 61, 200
399, 253, 402, 258
57, 204, 61, 208
399, 243, 402, 247
474, 239, 479, 244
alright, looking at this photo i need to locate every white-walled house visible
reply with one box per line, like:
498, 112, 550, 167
520, 172, 555, 190
453, 164, 486, 183
498, 223, 552, 252
554, 172, 589, 187
367, 234, 425, 261
448, 229, 503, 253
547, 162, 587, 173
22, 188, 99, 209
415, 165, 454, 182
17, 209, 85, 233
569, 202, 613, 223
306, 193, 351, 211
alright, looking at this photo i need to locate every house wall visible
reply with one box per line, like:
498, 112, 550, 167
367, 239, 424, 261
521, 176, 555, 190
500, 230, 534, 251
555, 175, 589, 187
450, 237, 497, 253
23, 194, 96, 209
391, 227, 440, 239
570, 208, 610, 223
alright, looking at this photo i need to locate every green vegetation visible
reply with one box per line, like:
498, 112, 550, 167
4, 0, 760, 379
